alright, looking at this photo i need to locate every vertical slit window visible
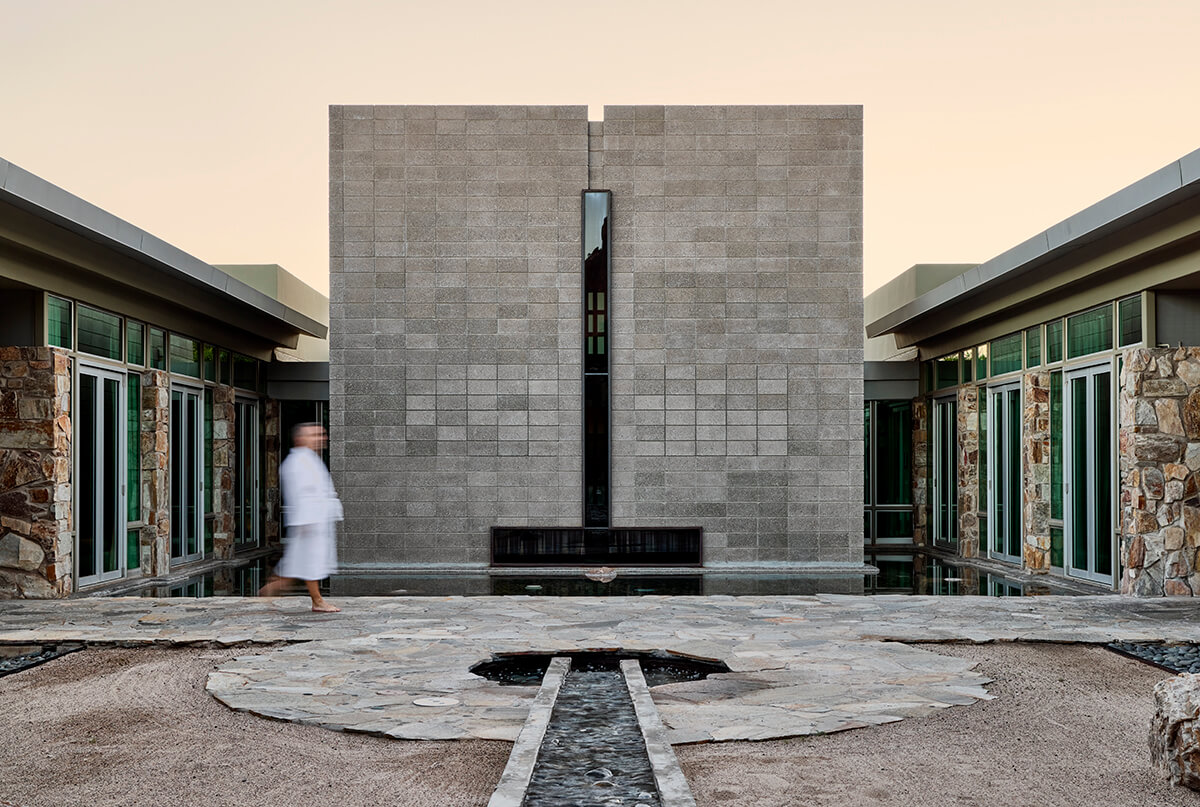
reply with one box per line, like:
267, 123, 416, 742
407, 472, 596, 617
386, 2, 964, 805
127, 375, 140, 523
150, 328, 167, 370
1118, 295, 1142, 347
127, 321, 145, 366
48, 296, 72, 349
1025, 326, 1041, 368
582, 190, 611, 529
1046, 320, 1063, 363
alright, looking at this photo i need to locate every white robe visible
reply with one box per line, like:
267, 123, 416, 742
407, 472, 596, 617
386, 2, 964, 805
276, 447, 342, 581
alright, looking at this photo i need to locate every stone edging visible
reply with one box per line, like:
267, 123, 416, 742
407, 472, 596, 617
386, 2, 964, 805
487, 656, 570, 807
622, 659, 698, 807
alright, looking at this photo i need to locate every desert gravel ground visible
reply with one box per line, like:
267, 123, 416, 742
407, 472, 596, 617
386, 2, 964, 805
1, 642, 1197, 807
679, 643, 1200, 807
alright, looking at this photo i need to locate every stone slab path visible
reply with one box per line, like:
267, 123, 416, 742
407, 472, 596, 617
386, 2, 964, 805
4, 594, 1200, 744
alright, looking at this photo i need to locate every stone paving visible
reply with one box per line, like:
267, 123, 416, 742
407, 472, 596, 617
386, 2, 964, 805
4, 594, 1200, 744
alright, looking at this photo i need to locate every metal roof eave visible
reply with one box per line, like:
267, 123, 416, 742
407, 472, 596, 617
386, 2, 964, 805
865, 147, 1200, 340
0, 157, 328, 341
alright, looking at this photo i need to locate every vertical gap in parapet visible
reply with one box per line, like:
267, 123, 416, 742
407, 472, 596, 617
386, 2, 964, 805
587, 120, 602, 188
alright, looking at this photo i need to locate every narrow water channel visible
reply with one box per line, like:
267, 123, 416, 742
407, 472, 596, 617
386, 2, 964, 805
522, 666, 660, 807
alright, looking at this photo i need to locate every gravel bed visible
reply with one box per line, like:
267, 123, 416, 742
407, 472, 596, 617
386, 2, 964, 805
1109, 641, 1200, 673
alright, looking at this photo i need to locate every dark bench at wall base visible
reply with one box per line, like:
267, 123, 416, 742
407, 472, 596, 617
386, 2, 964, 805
490, 527, 703, 566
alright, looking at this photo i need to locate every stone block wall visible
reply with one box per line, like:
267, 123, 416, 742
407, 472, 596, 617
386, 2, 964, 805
956, 386, 979, 558
1022, 371, 1051, 572
211, 385, 235, 558
330, 104, 863, 567
0, 347, 71, 598
140, 370, 169, 575
912, 398, 928, 546
1120, 347, 1200, 596
591, 105, 863, 565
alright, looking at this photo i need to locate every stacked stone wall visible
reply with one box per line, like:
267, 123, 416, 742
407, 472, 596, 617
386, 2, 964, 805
1120, 347, 1200, 596
1022, 371, 1051, 572
912, 398, 928, 545
0, 347, 71, 598
140, 371, 170, 575
211, 385, 235, 558
956, 387, 979, 558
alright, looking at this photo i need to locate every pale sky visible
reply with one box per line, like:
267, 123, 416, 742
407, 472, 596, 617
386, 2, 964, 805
3, 0, 1198, 297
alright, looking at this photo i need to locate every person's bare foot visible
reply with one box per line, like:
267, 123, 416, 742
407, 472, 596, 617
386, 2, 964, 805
311, 602, 341, 613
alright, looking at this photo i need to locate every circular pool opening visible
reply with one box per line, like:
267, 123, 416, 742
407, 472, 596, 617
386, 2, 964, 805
469, 649, 730, 687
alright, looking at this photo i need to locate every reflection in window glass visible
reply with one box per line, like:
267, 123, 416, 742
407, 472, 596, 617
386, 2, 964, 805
874, 401, 912, 505
233, 354, 257, 390
935, 354, 959, 389
1067, 304, 1113, 358
1025, 326, 1041, 368
48, 296, 72, 349
1118, 295, 1142, 347
876, 511, 914, 539
77, 305, 122, 359
1046, 319, 1063, 363
976, 344, 988, 379
218, 349, 230, 385
149, 328, 167, 370
203, 344, 216, 382
127, 321, 145, 366
990, 333, 1022, 375
961, 348, 974, 383
169, 334, 200, 377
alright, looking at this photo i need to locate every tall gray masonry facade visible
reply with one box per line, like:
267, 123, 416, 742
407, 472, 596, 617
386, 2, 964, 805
329, 105, 863, 569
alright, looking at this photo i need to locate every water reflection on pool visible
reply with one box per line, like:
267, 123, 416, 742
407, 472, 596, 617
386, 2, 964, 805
107, 550, 1089, 599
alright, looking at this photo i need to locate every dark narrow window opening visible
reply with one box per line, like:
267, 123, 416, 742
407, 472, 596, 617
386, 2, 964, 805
583, 190, 611, 529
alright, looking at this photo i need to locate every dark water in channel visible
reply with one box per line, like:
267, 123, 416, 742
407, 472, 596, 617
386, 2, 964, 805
522, 668, 659, 807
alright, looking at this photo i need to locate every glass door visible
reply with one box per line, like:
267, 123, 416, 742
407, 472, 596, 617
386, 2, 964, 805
170, 386, 204, 565
234, 399, 260, 549
1064, 364, 1114, 584
932, 396, 958, 547
987, 384, 1022, 564
77, 366, 126, 585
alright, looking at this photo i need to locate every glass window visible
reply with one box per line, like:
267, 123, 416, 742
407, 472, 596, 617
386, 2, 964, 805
1067, 303, 1114, 359
1050, 370, 1063, 521
127, 374, 140, 523
924, 360, 934, 393
203, 344, 216, 382
935, 353, 959, 389
990, 333, 1022, 376
1046, 319, 1063, 364
47, 296, 72, 349
233, 354, 257, 390
126, 321, 145, 366
874, 401, 912, 505
169, 334, 200, 377
1118, 295, 1142, 347
976, 344, 988, 379
127, 528, 140, 574
204, 389, 214, 516
863, 405, 871, 505
1025, 326, 1041, 369
1050, 526, 1064, 569
218, 349, 231, 386
961, 348, 974, 383
149, 327, 167, 370
876, 511, 914, 539
978, 386, 987, 515
77, 305, 122, 360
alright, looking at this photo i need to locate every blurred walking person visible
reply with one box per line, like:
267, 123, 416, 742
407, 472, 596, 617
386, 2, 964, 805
259, 422, 342, 612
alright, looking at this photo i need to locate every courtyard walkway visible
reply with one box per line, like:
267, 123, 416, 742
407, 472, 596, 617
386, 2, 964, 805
3, 594, 1199, 744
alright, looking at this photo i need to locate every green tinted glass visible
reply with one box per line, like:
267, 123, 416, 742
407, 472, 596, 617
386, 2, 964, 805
1118, 296, 1142, 347
990, 333, 1022, 375
1067, 304, 1113, 359
876, 511, 914, 538
77, 305, 122, 359
976, 344, 988, 379
978, 387, 987, 515
936, 354, 959, 389
203, 344, 216, 382
233, 354, 256, 390
169, 334, 200, 377
127, 528, 140, 573
218, 349, 231, 386
1046, 320, 1063, 363
127, 375, 140, 522
1025, 326, 1041, 368
149, 328, 167, 370
48, 296, 72, 348
126, 321, 145, 366
1050, 526, 1064, 569
961, 348, 974, 383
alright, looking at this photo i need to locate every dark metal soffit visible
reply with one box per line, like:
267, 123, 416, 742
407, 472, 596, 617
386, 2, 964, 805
865, 147, 1200, 339
0, 157, 327, 340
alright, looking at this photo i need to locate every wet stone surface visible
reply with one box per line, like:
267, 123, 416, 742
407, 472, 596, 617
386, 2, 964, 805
523, 669, 658, 807
1110, 641, 1200, 673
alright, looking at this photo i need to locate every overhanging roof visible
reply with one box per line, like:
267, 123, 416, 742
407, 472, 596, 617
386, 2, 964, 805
866, 147, 1200, 339
0, 157, 327, 340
